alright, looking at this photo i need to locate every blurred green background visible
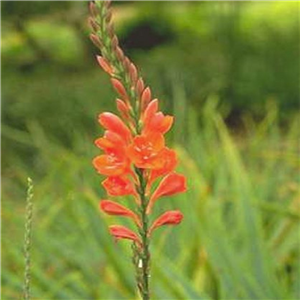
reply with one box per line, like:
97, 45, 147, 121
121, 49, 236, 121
2, 1, 300, 300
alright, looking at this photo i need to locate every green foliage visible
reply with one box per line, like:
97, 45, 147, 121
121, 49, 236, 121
2, 1, 299, 117
134, 1, 299, 119
1, 2, 71, 20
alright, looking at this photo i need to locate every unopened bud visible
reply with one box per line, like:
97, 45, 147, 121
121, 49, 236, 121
136, 78, 145, 98
116, 98, 130, 119
115, 46, 124, 62
111, 78, 128, 99
111, 36, 119, 50
141, 87, 152, 111
89, 2, 99, 18
107, 23, 115, 38
96, 56, 113, 75
88, 17, 99, 32
90, 33, 103, 49
129, 63, 138, 85
106, 8, 112, 23
123, 57, 131, 72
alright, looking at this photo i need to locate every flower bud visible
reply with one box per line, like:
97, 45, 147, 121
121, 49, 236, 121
149, 210, 183, 234
111, 78, 128, 100
109, 225, 141, 245
90, 33, 103, 49
96, 56, 113, 75
147, 172, 187, 214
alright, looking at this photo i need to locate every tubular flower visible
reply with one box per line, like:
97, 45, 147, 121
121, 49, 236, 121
100, 200, 141, 226
90, 2, 187, 298
95, 130, 127, 152
109, 225, 141, 245
127, 132, 166, 169
148, 148, 178, 185
98, 112, 132, 143
102, 175, 137, 196
93, 149, 130, 176
147, 172, 187, 214
149, 210, 184, 235
143, 112, 174, 135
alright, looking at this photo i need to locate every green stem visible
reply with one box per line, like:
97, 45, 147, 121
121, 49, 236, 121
136, 168, 150, 300
23, 177, 34, 300
93, 3, 150, 298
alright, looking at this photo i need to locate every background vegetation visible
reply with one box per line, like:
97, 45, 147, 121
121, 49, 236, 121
2, 1, 299, 300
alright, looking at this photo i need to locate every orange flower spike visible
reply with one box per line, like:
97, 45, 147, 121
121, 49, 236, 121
98, 112, 132, 143
102, 176, 137, 197
100, 200, 141, 226
109, 225, 141, 245
147, 172, 187, 214
96, 55, 113, 75
127, 132, 165, 169
149, 210, 183, 235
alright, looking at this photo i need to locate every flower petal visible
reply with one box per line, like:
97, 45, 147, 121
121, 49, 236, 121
143, 112, 174, 135
109, 225, 141, 244
147, 172, 187, 213
149, 210, 183, 234
93, 153, 129, 176
98, 112, 131, 143
148, 148, 178, 184
127, 133, 165, 169
102, 176, 136, 196
100, 200, 140, 226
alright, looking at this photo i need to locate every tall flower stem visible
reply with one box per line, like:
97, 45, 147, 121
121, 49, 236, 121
90, 2, 186, 300
136, 168, 150, 300
89, 2, 151, 298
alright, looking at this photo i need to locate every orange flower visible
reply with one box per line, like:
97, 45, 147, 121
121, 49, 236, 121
102, 176, 137, 196
147, 172, 187, 214
93, 149, 130, 176
95, 130, 126, 153
127, 132, 165, 169
109, 225, 141, 244
148, 148, 177, 186
98, 112, 132, 143
149, 210, 183, 235
143, 112, 173, 135
100, 200, 140, 226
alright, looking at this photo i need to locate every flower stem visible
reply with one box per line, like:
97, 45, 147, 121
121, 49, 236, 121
23, 177, 34, 300
136, 168, 150, 300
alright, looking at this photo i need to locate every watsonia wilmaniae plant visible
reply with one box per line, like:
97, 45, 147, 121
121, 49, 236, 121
89, 1, 187, 299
